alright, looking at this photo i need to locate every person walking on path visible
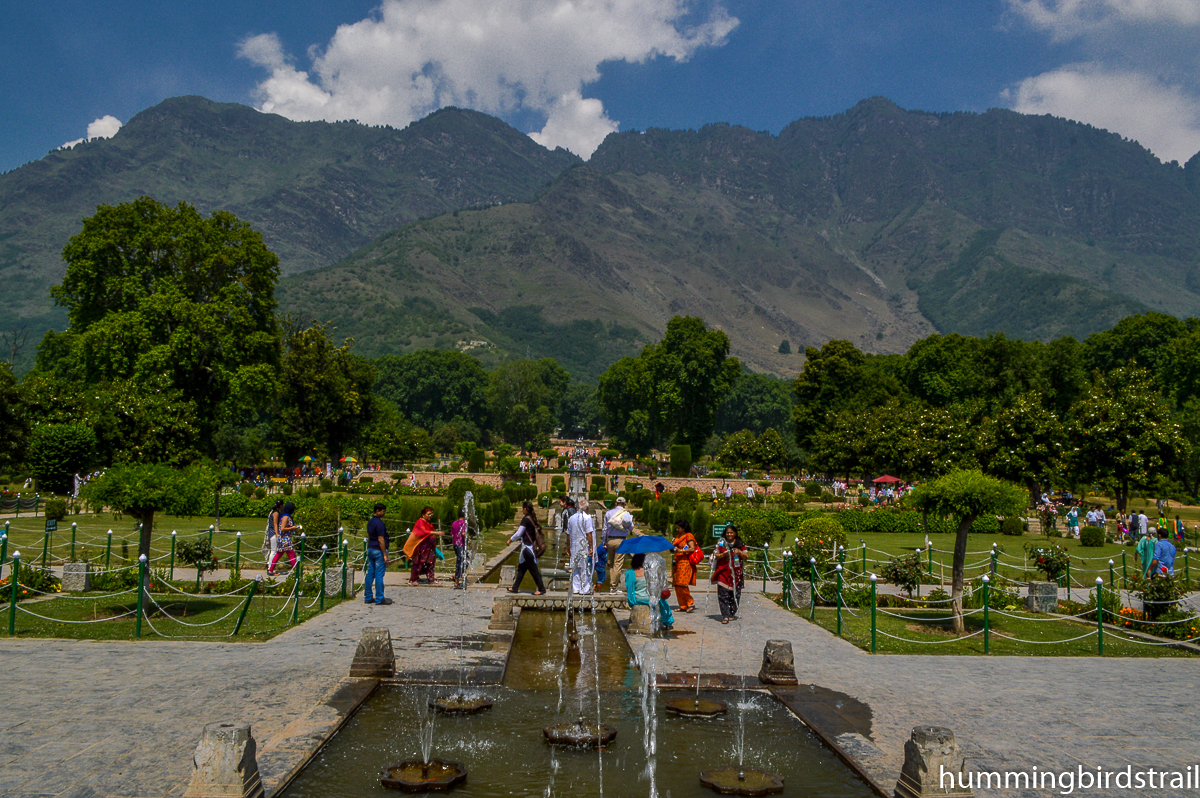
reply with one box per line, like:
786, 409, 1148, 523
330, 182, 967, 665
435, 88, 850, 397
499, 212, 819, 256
451, 509, 468, 589
364, 503, 392, 605
508, 500, 547, 595
567, 498, 596, 595
263, 500, 283, 568
1136, 527, 1157, 578
603, 496, 635, 592
711, 524, 746, 623
1151, 528, 1177, 577
268, 502, 299, 575
672, 519, 699, 612
404, 506, 440, 584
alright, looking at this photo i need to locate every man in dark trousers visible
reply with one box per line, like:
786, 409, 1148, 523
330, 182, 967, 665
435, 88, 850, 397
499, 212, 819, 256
365, 502, 392, 605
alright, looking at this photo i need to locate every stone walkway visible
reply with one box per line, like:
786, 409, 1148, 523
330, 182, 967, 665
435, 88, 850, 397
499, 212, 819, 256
3, 580, 1199, 798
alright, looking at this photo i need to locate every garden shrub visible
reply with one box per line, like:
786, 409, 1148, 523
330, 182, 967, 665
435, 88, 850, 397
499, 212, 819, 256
239, 483, 255, 498
669, 444, 692, 477
790, 516, 847, 575
675, 486, 699, 505
858, 495, 870, 507
820, 491, 836, 504
804, 482, 822, 499
28, 422, 96, 495
320, 478, 334, 492
253, 487, 267, 500
781, 482, 795, 494
591, 476, 606, 490
468, 448, 485, 473
44, 498, 68, 521
690, 507, 711, 544
1138, 574, 1184, 620
962, 577, 1021, 610
1000, 516, 1024, 536
295, 500, 342, 551
176, 537, 218, 579
737, 517, 772, 548
1025, 543, 1070, 581
6, 561, 62, 595
1079, 525, 1105, 547
282, 484, 293, 496
880, 552, 924, 596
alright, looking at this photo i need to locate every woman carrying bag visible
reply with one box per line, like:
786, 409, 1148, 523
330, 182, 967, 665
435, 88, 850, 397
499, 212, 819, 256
672, 518, 701, 612
507, 501, 547, 595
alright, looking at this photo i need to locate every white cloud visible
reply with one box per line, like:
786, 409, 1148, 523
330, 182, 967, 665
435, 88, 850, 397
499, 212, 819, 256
1009, 0, 1200, 39
238, 0, 737, 158
1008, 66, 1200, 163
59, 114, 124, 150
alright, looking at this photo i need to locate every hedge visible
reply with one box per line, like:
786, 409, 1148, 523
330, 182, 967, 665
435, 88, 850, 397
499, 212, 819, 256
832, 508, 1001, 535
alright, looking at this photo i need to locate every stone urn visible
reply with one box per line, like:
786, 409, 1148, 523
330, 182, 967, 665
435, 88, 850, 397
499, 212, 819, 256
1025, 581, 1058, 613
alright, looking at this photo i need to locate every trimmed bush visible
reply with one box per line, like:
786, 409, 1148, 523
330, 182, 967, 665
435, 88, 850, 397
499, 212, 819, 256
468, 448, 485, 473
320, 478, 333, 492
669, 444, 692, 478
253, 487, 267, 500
791, 517, 847, 574
44, 498, 68, 521
28, 423, 96, 494
675, 487, 699, 504
804, 482, 822, 499
1080, 525, 1105, 547
737, 517, 772, 548
239, 482, 255, 498
781, 482, 795, 494
1001, 516, 1024, 536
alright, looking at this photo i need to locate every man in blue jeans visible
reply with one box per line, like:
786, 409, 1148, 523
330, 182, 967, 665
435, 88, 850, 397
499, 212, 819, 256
365, 503, 392, 605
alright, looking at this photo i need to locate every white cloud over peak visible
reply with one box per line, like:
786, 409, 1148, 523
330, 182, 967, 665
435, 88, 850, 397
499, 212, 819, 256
59, 115, 124, 151
1008, 66, 1200, 163
1009, 0, 1200, 39
238, 0, 737, 158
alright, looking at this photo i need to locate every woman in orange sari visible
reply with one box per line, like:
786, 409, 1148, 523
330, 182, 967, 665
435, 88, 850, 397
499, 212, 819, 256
404, 506, 440, 585
672, 518, 699, 612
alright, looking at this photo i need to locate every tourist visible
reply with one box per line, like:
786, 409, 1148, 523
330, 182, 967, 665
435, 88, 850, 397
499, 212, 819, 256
603, 497, 634, 592
1136, 527, 1157, 578
625, 552, 673, 631
508, 500, 547, 595
268, 502, 298, 575
404, 506, 440, 585
263, 499, 283, 568
451, 508, 468, 589
1150, 528, 1177, 577
1176, 515, 1186, 544
364, 503, 392, 605
672, 518, 699, 612
1138, 511, 1149, 537
712, 524, 746, 623
725, 484, 733, 504
1065, 506, 1079, 538
567, 498, 595, 595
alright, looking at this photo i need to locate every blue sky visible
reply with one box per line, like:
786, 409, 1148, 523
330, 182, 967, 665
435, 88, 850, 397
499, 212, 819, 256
4, 0, 1199, 172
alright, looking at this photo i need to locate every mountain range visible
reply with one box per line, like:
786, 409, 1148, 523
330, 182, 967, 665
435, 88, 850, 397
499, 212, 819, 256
3, 95, 1199, 380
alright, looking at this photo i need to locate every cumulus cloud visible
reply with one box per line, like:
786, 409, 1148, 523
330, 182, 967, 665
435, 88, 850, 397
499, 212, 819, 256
1007, 66, 1200, 163
238, 0, 737, 158
1009, 0, 1200, 39
59, 115, 124, 150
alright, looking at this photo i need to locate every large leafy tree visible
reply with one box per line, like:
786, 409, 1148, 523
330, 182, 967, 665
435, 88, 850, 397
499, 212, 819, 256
558, 383, 603, 438
1067, 367, 1187, 510
373, 350, 489, 432
977, 392, 1065, 500
792, 341, 902, 450
0, 364, 26, 470
486, 358, 570, 450
906, 470, 1027, 633
598, 316, 739, 453
273, 320, 376, 463
27, 423, 97, 494
43, 197, 280, 456
715, 372, 793, 436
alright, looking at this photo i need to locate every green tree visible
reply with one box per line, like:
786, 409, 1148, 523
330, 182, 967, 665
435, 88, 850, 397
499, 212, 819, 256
273, 319, 376, 463
715, 372, 793, 436
793, 340, 902, 449
558, 383, 603, 438
1067, 367, 1187, 511
359, 400, 432, 463
756, 428, 789, 471
598, 316, 739, 452
977, 392, 1065, 500
373, 350, 489, 431
81, 464, 219, 558
1082, 312, 1187, 378
717, 430, 759, 470
27, 423, 96, 494
906, 470, 1026, 632
486, 358, 569, 450
0, 364, 26, 470
45, 197, 281, 454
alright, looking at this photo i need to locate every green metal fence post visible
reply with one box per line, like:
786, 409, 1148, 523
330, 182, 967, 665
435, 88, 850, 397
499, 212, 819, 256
104, 530, 113, 570
8, 552, 20, 634
234, 532, 242, 577
1095, 578, 1104, 656
208, 524, 214, 548
1066, 559, 1071, 603
861, 540, 866, 576
1186, 548, 1191, 589
0, 535, 7, 582
135, 554, 147, 638
233, 577, 260, 635
835, 564, 843, 637
870, 574, 877, 654
809, 558, 817, 621
169, 531, 176, 580
780, 552, 790, 608
70, 522, 77, 562
928, 543, 933, 577
982, 575, 990, 654
761, 544, 769, 593
990, 544, 997, 575
1122, 550, 1128, 587
320, 545, 328, 612
340, 538, 348, 600
41, 532, 49, 569
838, 545, 845, 568
1108, 559, 1115, 590
291, 534, 306, 625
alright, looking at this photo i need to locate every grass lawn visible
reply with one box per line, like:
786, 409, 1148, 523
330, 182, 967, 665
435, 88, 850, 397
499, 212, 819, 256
794, 604, 1197, 657
2, 589, 343, 641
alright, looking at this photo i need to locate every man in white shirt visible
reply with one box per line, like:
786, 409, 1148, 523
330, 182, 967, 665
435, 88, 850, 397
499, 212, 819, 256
567, 498, 595, 594
603, 497, 635, 591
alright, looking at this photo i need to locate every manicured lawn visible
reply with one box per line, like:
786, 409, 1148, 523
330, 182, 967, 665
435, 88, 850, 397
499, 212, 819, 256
2, 589, 343, 641
794, 604, 1197, 657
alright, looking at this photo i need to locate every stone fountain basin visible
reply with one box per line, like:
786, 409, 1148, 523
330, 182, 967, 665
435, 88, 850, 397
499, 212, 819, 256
430, 693, 494, 714
699, 766, 785, 796
380, 759, 467, 792
543, 721, 618, 748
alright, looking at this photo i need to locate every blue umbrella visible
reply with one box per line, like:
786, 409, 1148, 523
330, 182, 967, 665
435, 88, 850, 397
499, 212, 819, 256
616, 535, 674, 554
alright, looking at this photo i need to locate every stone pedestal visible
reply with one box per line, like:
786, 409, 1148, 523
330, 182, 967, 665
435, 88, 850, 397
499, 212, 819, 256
348, 627, 395, 678
626, 604, 652, 635
789, 579, 812, 609
183, 722, 264, 798
489, 598, 517, 630
895, 726, 972, 798
758, 639, 799, 685
1025, 581, 1057, 613
500, 565, 516, 586
62, 562, 92, 593
324, 565, 356, 598
544, 568, 569, 591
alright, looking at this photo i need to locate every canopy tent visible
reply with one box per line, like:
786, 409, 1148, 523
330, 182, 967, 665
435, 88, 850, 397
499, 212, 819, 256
299, 456, 315, 463
872, 474, 902, 484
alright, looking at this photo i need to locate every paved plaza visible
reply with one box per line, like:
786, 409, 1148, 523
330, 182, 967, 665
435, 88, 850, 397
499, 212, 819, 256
1, 579, 1197, 797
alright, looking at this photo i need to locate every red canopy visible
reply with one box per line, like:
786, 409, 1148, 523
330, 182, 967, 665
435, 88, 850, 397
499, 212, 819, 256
872, 474, 902, 484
